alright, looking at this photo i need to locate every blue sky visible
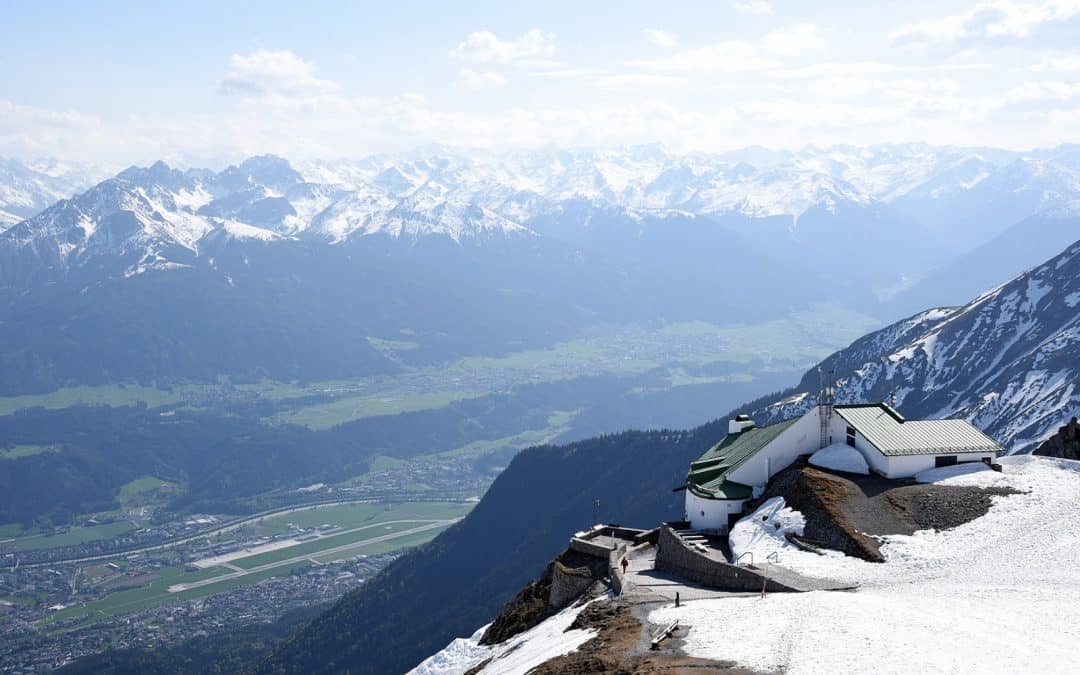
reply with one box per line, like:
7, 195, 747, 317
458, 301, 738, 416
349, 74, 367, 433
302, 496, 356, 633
2, 0, 1078, 165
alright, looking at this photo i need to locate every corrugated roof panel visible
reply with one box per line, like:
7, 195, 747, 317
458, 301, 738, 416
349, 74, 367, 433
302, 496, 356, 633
835, 405, 1001, 456
686, 417, 798, 499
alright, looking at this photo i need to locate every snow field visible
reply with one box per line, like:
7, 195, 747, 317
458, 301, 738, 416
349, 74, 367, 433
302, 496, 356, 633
808, 443, 870, 474
650, 456, 1080, 673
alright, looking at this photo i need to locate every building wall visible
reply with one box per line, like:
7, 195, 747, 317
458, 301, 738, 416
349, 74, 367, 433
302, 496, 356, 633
726, 409, 820, 487
879, 452, 996, 478
827, 412, 996, 478
685, 490, 746, 533
826, 413, 891, 474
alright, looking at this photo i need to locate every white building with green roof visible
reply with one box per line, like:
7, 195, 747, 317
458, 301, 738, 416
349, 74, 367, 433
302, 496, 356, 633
682, 403, 1002, 532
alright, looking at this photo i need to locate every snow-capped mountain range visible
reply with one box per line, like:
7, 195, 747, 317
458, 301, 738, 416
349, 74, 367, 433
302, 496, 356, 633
3, 143, 1079, 285
0, 158, 106, 228
0, 143, 1078, 396
753, 237, 1080, 452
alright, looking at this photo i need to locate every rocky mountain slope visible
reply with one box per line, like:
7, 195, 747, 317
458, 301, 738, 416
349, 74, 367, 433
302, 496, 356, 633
1035, 417, 1080, 460
750, 238, 1080, 452
252, 234, 1080, 674
890, 202, 1080, 314
1, 144, 1077, 395
0, 157, 104, 227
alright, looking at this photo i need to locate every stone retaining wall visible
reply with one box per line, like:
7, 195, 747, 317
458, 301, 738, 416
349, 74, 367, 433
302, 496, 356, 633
569, 537, 613, 559
549, 561, 597, 609
654, 525, 799, 593
608, 544, 627, 595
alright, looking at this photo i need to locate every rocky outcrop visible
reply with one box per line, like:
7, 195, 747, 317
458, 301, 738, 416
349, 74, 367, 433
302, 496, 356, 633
479, 548, 607, 646
756, 459, 886, 561
1035, 418, 1080, 460
755, 457, 1019, 562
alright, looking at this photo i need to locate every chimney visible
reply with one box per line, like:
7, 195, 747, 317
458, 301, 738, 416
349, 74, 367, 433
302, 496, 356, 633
729, 414, 755, 435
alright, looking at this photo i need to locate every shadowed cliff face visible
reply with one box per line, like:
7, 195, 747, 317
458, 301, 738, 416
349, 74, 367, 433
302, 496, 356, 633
255, 424, 725, 675
1035, 418, 1080, 460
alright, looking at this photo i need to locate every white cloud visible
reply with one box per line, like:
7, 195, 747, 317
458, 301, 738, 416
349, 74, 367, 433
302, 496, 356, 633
1029, 53, 1080, 71
892, 0, 1080, 51
759, 24, 828, 57
587, 73, 690, 89
766, 60, 992, 79
1004, 80, 1080, 104
629, 24, 826, 73
643, 29, 679, 49
449, 29, 556, 64
734, 1, 775, 15
2, 24, 1076, 166
218, 49, 340, 101
460, 69, 508, 90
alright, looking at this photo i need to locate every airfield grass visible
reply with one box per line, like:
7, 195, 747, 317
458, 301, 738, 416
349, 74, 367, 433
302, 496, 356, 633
231, 520, 443, 570
251, 501, 471, 538
42, 503, 468, 628
312, 526, 451, 563
43, 563, 288, 628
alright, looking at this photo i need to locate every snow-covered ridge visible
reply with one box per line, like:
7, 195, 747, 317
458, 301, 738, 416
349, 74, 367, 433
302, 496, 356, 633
0, 157, 105, 226
3, 143, 1079, 281
756, 239, 1080, 453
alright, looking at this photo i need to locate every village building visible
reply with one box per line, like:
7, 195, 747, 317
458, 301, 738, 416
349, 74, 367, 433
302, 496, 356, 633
681, 402, 1002, 532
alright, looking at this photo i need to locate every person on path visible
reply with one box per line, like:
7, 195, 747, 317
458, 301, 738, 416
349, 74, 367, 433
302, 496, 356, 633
620, 557, 629, 575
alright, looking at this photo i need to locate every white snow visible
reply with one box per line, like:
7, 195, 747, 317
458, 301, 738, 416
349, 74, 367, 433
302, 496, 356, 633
728, 497, 807, 564
809, 443, 870, 475
408, 599, 599, 675
221, 220, 280, 241
651, 456, 1080, 674
914, 462, 995, 483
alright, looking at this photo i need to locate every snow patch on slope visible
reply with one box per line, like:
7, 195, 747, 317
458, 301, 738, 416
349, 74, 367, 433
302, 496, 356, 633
408, 600, 599, 675
728, 497, 807, 564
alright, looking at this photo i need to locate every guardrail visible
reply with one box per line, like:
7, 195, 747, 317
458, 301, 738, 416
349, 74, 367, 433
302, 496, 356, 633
650, 619, 679, 650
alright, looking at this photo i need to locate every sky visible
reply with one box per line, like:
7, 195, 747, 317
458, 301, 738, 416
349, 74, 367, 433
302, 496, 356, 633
1, 0, 1079, 166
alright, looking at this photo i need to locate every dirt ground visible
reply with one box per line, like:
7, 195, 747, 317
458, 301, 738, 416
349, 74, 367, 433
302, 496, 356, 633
526, 600, 762, 675
847, 472, 1019, 535
760, 459, 1020, 562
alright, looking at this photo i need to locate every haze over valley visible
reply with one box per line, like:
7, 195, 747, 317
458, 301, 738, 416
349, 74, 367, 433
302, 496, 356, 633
2, 1, 1079, 673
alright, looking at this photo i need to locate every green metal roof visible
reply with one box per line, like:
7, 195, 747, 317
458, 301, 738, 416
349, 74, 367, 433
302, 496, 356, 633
835, 404, 1002, 457
686, 418, 798, 500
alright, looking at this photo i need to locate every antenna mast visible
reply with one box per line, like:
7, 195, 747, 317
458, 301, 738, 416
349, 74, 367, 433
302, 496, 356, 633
818, 367, 834, 449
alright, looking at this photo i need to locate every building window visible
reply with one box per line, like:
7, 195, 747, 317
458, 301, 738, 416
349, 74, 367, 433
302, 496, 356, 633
846, 435, 856, 447
935, 455, 958, 468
